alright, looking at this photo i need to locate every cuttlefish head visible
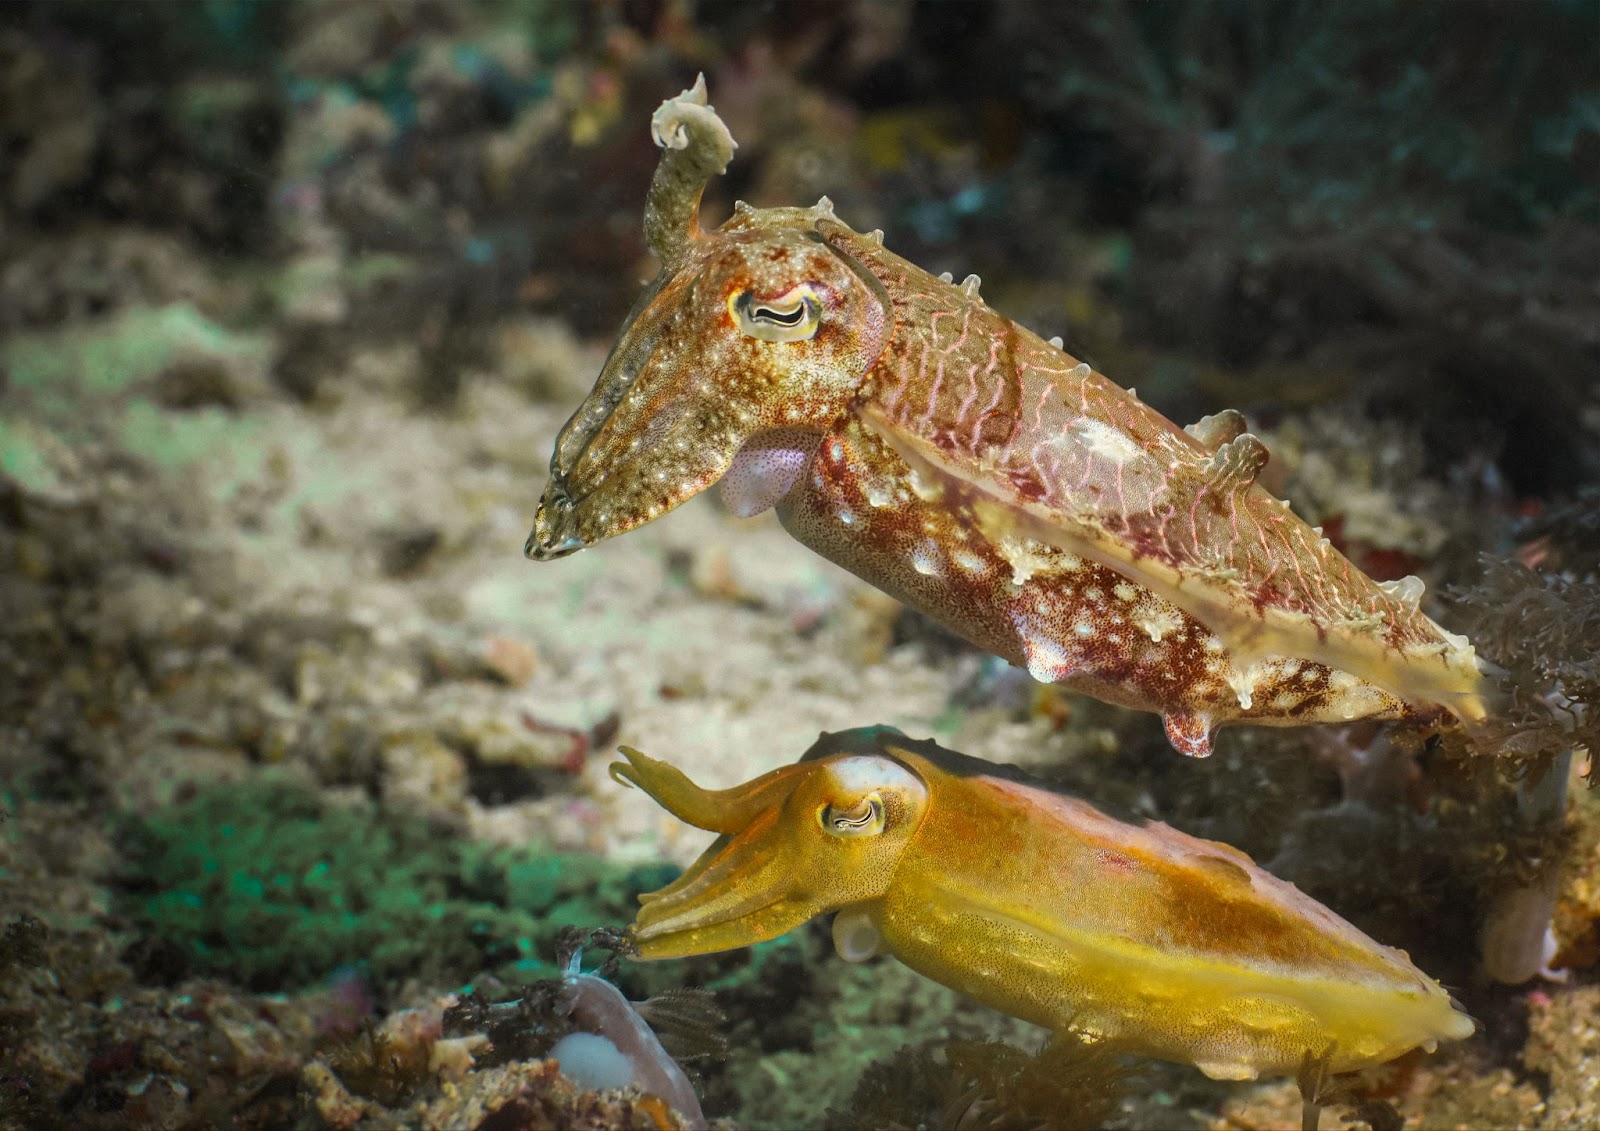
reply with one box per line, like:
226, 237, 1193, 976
526, 79, 891, 561
610, 731, 931, 960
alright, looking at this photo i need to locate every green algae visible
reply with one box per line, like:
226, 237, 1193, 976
0, 303, 273, 488
115, 775, 674, 992
0, 417, 73, 497
2, 304, 269, 399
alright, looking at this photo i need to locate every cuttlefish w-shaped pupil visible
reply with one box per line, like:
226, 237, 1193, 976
746, 296, 805, 325
732, 287, 821, 341
823, 795, 884, 836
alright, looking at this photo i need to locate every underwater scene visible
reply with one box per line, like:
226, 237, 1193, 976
2, 1, 1599, 1127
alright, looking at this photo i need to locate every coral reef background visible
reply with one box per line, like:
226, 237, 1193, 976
1, 1, 1597, 1127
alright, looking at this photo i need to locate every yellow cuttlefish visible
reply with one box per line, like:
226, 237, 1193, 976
612, 726, 1473, 1081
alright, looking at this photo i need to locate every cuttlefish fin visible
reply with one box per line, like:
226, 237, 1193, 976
611, 746, 807, 835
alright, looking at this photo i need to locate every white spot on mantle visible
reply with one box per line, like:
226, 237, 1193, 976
1021, 634, 1075, 683
1134, 605, 1183, 644
996, 535, 1054, 587
1073, 419, 1150, 466
953, 549, 986, 573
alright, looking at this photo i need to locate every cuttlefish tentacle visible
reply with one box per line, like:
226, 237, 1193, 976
614, 728, 1475, 1081
612, 745, 808, 834
643, 74, 736, 272
613, 747, 824, 949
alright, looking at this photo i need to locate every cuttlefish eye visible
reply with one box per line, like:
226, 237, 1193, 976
730, 285, 822, 342
820, 793, 885, 837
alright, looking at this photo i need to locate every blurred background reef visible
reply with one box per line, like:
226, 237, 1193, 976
1, 1, 1598, 1128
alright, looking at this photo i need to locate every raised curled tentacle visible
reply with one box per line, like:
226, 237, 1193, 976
644, 75, 737, 271
611, 746, 805, 834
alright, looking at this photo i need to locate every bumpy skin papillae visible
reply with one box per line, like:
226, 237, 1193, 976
527, 81, 1490, 755
612, 729, 1475, 1080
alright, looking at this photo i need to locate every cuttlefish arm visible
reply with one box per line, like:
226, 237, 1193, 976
612, 729, 1474, 1080
611, 742, 919, 958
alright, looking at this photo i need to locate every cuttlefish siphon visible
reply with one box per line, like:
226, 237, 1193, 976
612, 727, 1473, 1081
